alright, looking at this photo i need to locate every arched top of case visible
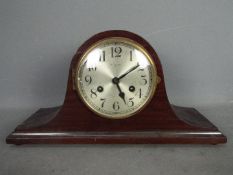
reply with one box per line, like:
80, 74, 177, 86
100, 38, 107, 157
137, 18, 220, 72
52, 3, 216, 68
65, 30, 170, 108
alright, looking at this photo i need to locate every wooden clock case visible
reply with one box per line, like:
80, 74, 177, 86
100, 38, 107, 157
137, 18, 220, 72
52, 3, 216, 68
6, 30, 227, 144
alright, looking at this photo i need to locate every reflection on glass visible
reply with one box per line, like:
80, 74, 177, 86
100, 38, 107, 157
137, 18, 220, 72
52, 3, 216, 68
86, 48, 101, 69
135, 49, 149, 69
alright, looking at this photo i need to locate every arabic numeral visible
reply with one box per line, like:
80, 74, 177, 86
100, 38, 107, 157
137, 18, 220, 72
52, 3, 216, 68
99, 51, 105, 62
128, 97, 134, 107
140, 75, 147, 85
84, 75, 92, 85
130, 50, 133, 61
136, 88, 142, 98
88, 67, 97, 71
90, 88, 97, 98
100, 98, 106, 108
111, 47, 122, 58
113, 101, 120, 111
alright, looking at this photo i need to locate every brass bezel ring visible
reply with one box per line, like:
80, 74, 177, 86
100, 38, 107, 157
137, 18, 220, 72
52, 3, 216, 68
74, 37, 158, 119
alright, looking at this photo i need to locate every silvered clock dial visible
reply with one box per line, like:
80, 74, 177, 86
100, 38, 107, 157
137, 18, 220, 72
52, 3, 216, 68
75, 38, 158, 119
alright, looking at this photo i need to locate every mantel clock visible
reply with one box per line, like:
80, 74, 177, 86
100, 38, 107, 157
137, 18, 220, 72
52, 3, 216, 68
6, 30, 227, 144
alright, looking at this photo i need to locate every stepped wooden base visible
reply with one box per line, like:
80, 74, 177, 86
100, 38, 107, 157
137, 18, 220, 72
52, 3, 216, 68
6, 106, 227, 145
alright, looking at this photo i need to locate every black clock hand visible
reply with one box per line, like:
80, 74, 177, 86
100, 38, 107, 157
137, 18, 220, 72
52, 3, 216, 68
118, 63, 140, 80
116, 83, 126, 104
112, 77, 126, 104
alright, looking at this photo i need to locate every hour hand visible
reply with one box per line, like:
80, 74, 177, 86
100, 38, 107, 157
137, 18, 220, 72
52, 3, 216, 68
117, 84, 126, 104
112, 77, 126, 104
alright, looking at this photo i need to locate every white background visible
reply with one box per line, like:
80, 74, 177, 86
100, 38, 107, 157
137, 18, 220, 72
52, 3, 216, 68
0, 1, 232, 175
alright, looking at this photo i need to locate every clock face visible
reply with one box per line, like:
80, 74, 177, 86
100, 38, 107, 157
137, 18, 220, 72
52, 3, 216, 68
75, 38, 157, 119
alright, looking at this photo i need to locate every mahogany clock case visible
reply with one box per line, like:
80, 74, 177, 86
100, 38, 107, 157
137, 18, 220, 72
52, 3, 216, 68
6, 30, 227, 145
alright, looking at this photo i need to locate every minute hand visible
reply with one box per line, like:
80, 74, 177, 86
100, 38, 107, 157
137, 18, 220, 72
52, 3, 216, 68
118, 63, 139, 80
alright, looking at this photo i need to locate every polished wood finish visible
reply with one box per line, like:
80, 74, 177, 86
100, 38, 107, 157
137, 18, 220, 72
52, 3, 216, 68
6, 30, 227, 144
6, 106, 226, 144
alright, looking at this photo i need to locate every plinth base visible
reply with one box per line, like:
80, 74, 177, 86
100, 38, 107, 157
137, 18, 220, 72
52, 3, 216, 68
6, 106, 227, 145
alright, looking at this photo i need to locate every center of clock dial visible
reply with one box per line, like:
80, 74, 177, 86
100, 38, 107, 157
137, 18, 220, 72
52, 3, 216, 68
112, 77, 119, 84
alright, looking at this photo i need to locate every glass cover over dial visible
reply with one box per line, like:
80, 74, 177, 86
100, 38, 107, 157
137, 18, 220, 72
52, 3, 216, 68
75, 38, 157, 119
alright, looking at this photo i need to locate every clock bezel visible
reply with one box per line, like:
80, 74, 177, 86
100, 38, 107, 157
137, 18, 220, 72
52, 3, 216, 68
74, 37, 158, 119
